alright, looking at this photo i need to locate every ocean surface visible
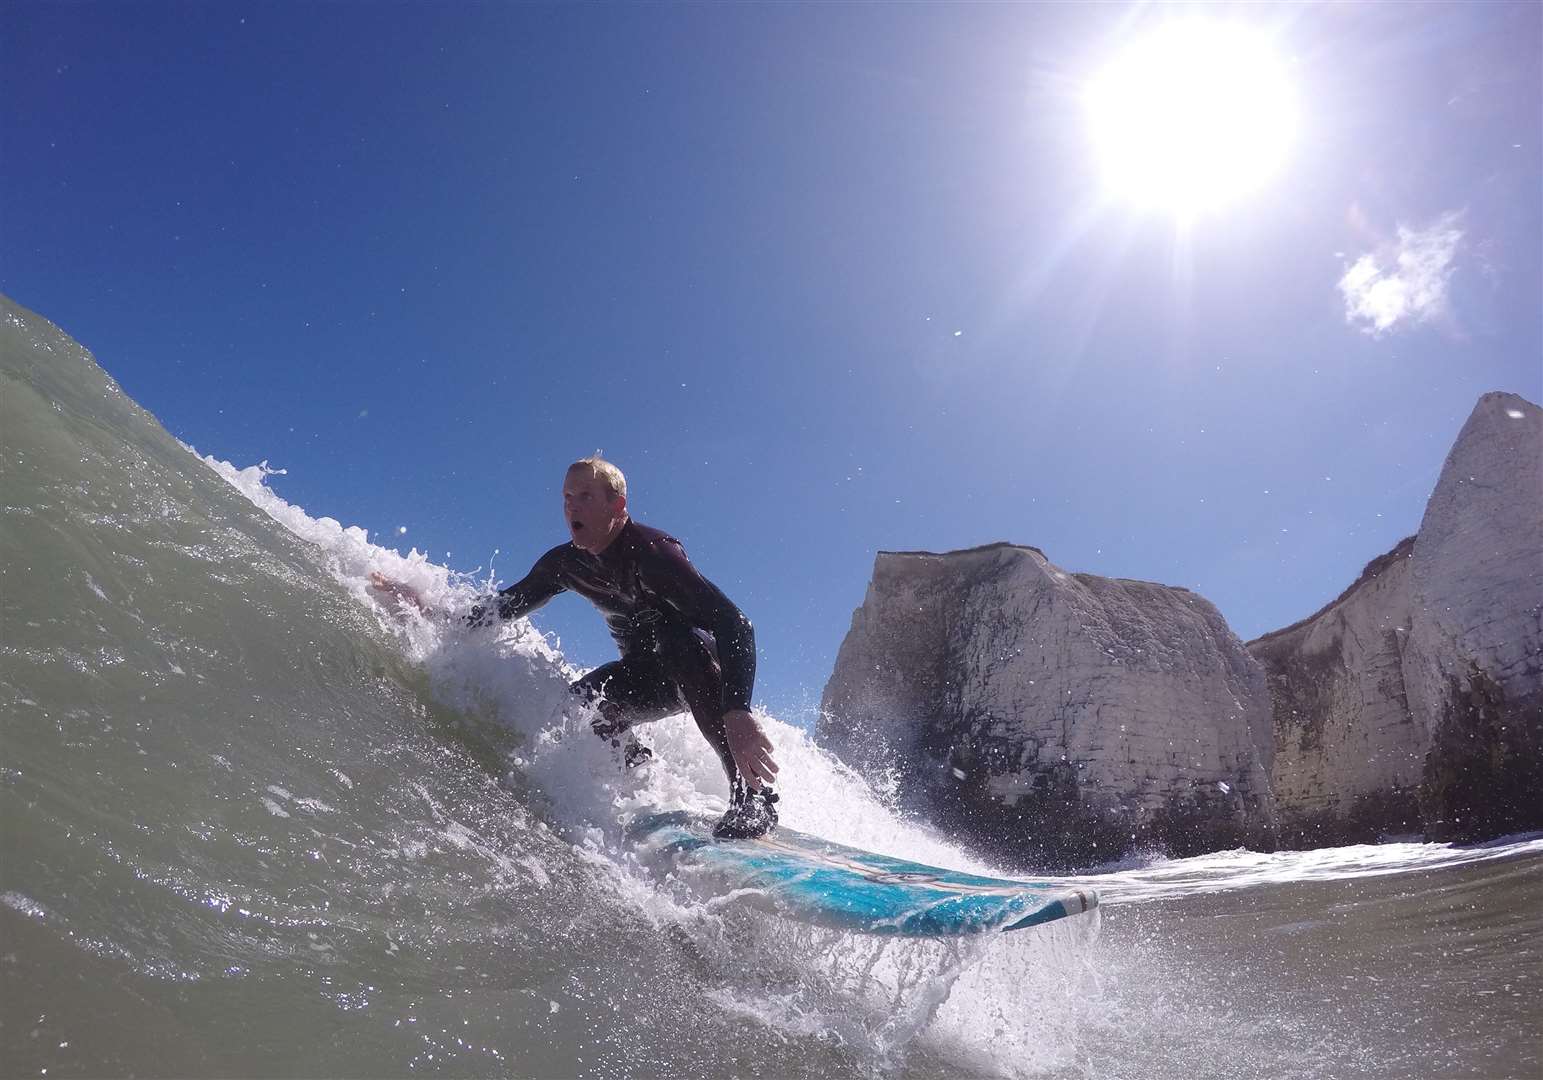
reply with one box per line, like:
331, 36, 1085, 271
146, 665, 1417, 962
3, 292, 1539, 1079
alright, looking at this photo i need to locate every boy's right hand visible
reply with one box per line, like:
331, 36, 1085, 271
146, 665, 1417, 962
369, 572, 428, 614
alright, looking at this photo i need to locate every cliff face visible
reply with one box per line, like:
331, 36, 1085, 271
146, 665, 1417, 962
1248, 540, 1425, 842
820, 392, 1541, 865
819, 544, 1276, 869
1406, 392, 1543, 841
1251, 391, 1542, 843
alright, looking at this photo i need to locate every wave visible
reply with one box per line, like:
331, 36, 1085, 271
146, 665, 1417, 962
8, 292, 1538, 1080
0, 294, 1102, 1077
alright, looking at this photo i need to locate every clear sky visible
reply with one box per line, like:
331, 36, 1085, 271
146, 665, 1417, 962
5, 2, 1540, 723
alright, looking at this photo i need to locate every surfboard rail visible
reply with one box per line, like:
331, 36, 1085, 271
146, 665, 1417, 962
625, 810, 1099, 938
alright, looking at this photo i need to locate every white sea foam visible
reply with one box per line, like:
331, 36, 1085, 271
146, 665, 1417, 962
1071, 831, 1543, 905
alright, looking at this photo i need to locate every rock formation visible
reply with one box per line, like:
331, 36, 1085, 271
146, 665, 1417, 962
820, 391, 1541, 864
1247, 539, 1425, 842
818, 544, 1277, 869
1252, 391, 1542, 844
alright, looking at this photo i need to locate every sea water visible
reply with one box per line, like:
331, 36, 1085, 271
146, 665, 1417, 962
3, 294, 1539, 1078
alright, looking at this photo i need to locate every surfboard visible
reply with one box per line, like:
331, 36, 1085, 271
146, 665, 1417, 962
625, 810, 1098, 937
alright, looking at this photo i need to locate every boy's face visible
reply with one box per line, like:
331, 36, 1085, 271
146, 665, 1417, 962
562, 468, 627, 553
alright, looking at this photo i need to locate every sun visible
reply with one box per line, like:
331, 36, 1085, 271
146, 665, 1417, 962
1086, 22, 1297, 217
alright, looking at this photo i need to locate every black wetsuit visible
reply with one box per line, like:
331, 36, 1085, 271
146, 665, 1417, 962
472, 519, 754, 785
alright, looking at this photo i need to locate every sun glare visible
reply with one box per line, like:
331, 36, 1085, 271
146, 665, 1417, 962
1086, 22, 1297, 216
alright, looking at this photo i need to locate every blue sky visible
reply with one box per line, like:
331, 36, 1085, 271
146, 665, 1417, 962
5, 2, 1539, 722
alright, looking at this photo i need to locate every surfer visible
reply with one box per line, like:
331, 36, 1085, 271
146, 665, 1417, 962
369, 455, 780, 839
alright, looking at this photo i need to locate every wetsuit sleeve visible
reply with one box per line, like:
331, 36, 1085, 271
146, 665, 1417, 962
467, 547, 567, 627
639, 539, 757, 712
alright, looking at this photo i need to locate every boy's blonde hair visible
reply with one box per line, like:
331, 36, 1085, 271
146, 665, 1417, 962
567, 454, 627, 500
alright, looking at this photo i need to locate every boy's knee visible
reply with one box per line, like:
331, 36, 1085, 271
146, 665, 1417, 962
569, 671, 603, 703
590, 699, 631, 742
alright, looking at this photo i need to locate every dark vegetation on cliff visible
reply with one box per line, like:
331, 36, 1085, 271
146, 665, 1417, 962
1421, 666, 1543, 843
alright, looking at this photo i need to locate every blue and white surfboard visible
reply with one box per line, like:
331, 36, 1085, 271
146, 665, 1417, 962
625, 810, 1098, 937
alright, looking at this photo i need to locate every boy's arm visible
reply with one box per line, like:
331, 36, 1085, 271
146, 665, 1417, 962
369, 547, 568, 627
469, 547, 568, 626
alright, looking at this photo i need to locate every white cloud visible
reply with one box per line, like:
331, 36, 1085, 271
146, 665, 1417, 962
1338, 210, 1465, 336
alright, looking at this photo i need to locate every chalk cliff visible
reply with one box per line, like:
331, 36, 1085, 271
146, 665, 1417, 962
820, 392, 1541, 864
1247, 539, 1424, 842
1251, 391, 1543, 843
818, 544, 1277, 868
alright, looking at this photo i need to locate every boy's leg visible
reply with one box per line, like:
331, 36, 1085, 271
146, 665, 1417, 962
644, 629, 779, 837
654, 631, 740, 785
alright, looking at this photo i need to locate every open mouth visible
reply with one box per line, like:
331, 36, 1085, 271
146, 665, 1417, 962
570, 520, 585, 532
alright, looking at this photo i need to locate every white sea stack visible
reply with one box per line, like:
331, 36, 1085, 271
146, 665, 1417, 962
819, 543, 1276, 868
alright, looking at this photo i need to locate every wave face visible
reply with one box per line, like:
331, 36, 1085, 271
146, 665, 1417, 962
2, 292, 1539, 1080
0, 296, 1101, 1078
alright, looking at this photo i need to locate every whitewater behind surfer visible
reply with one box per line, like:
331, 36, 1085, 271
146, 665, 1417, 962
370, 455, 780, 839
